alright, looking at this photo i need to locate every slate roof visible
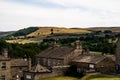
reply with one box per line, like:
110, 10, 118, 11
11, 59, 28, 67
106, 55, 115, 61
72, 55, 106, 64
36, 47, 74, 59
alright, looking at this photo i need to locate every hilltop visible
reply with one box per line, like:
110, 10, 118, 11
27, 27, 90, 37
0, 31, 14, 38
1, 26, 120, 44
3, 27, 90, 44
86, 27, 120, 32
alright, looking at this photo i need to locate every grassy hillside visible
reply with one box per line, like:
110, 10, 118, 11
81, 73, 120, 80
87, 27, 120, 32
5, 26, 120, 44
27, 27, 90, 37
3, 27, 120, 38
40, 76, 79, 80
0, 31, 14, 38
12, 27, 39, 36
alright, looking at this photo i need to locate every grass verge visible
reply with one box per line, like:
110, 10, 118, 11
39, 73, 120, 80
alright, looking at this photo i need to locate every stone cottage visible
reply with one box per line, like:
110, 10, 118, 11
23, 64, 69, 80
23, 40, 116, 80
0, 49, 30, 80
35, 40, 82, 67
72, 54, 115, 74
23, 40, 83, 80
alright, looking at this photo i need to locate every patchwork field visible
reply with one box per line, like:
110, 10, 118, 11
6, 39, 41, 44
86, 27, 120, 32
5, 27, 120, 44
27, 27, 90, 37
6, 27, 90, 44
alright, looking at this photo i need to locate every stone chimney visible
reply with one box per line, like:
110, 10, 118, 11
28, 57, 31, 71
53, 40, 60, 47
23, 54, 27, 61
2, 49, 8, 58
86, 49, 90, 54
76, 40, 82, 49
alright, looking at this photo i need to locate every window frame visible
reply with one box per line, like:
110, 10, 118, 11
89, 64, 95, 69
1, 62, 6, 70
1, 75, 6, 80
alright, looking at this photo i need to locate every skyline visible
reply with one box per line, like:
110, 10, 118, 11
1, 0, 120, 31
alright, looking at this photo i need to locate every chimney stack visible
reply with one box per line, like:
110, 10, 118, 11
2, 49, 8, 58
76, 40, 82, 49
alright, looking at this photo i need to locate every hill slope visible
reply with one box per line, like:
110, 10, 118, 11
27, 27, 90, 37
12, 27, 39, 36
4, 26, 120, 44
0, 31, 14, 38
87, 27, 120, 32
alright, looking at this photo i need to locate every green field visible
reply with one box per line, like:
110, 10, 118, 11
40, 76, 79, 80
39, 73, 120, 80
81, 73, 120, 80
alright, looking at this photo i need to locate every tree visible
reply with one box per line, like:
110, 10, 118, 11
51, 28, 54, 34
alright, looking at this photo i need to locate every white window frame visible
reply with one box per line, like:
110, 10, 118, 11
89, 64, 94, 69
26, 75, 31, 79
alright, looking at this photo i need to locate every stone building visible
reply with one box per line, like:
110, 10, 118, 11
23, 64, 70, 80
23, 40, 83, 80
35, 40, 82, 67
23, 40, 116, 80
0, 49, 30, 80
0, 49, 11, 80
11, 58, 30, 80
72, 55, 115, 74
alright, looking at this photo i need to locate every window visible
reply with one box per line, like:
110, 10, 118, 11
89, 64, 94, 69
1, 62, 6, 70
53, 60, 57, 66
43, 58, 46, 66
57, 60, 61, 66
77, 67, 81, 73
48, 59, 51, 66
26, 75, 31, 79
1, 75, 6, 80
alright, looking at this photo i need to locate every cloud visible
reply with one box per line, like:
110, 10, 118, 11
36, 0, 120, 11
0, 0, 120, 31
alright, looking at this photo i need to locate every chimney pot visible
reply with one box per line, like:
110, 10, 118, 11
2, 49, 8, 58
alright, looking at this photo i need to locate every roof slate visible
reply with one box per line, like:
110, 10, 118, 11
72, 55, 106, 64
36, 47, 74, 59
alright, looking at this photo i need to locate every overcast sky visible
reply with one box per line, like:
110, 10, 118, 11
0, 0, 120, 31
